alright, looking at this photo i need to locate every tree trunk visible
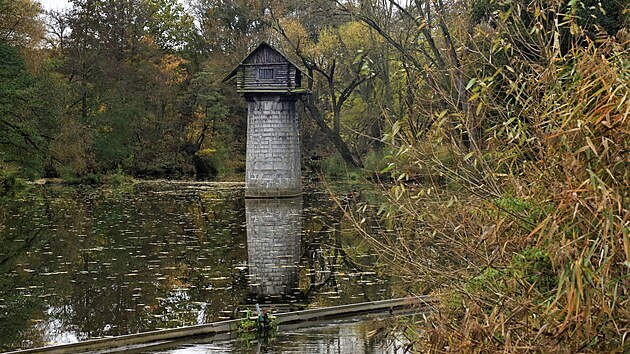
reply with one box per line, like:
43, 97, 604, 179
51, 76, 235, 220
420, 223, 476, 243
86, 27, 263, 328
301, 97, 363, 168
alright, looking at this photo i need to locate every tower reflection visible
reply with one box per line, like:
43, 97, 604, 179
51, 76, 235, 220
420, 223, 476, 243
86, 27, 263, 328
245, 197, 302, 303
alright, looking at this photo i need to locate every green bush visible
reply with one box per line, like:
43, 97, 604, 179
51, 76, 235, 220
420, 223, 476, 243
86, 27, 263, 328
64, 173, 101, 185
0, 170, 26, 196
320, 152, 361, 182
362, 148, 391, 172
103, 168, 135, 186
493, 196, 551, 231
236, 309, 278, 342
512, 247, 556, 295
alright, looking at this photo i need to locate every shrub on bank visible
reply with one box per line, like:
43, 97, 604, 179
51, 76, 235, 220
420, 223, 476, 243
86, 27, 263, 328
0, 170, 27, 197
349, 21, 628, 354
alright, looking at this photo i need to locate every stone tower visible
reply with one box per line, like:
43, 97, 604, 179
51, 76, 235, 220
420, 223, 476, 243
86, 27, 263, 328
224, 42, 306, 197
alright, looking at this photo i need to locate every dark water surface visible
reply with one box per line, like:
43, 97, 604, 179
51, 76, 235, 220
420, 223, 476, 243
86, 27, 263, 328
149, 315, 408, 354
0, 181, 397, 351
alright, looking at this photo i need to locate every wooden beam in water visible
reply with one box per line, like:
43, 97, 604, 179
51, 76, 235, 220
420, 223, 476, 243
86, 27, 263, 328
8, 296, 435, 354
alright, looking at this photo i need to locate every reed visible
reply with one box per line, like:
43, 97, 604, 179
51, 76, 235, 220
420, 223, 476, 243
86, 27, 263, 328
344, 4, 629, 352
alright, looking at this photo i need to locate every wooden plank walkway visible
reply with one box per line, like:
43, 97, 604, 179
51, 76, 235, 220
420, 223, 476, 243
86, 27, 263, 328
8, 296, 435, 354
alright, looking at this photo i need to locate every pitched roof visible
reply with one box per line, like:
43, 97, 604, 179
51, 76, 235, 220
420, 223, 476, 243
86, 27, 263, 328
222, 41, 303, 83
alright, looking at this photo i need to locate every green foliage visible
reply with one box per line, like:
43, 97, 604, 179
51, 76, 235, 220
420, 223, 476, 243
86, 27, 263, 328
186, 68, 245, 179
103, 169, 136, 187
0, 43, 59, 178
492, 196, 552, 231
466, 267, 504, 294
236, 309, 278, 341
320, 153, 361, 183
362, 149, 391, 173
143, 0, 196, 51
0, 169, 27, 197
466, 247, 556, 297
64, 173, 101, 186
236, 310, 257, 334
512, 247, 556, 294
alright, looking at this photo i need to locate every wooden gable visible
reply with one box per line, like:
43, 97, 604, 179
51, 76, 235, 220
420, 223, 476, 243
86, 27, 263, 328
223, 42, 305, 95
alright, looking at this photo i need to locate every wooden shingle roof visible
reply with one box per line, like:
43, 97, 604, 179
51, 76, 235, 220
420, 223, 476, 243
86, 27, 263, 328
222, 41, 303, 83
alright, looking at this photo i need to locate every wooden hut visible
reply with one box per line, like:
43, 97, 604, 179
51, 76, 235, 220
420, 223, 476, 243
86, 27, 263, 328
223, 42, 304, 95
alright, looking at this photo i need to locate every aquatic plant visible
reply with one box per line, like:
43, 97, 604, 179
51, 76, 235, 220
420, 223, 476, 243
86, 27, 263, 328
236, 308, 278, 345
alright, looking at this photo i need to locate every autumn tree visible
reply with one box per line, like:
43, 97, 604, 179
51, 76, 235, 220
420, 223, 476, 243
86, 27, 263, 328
274, 7, 382, 167
54, 0, 199, 176
331, 0, 481, 150
189, 0, 270, 56
0, 0, 64, 178
0, 0, 44, 47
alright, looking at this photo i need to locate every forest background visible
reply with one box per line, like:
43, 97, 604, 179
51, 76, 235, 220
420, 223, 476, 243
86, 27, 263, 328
1, 0, 628, 352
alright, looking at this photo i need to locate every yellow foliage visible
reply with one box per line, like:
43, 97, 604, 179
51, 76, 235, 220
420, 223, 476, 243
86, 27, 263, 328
278, 19, 311, 50
279, 19, 378, 69
140, 35, 158, 47
198, 148, 217, 157
157, 54, 188, 85
339, 21, 380, 50
0, 0, 44, 48
313, 27, 338, 58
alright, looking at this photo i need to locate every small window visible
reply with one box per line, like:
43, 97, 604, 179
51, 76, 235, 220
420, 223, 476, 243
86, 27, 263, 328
258, 68, 274, 79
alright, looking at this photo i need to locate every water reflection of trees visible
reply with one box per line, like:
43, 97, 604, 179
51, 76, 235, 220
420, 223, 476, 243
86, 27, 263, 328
242, 192, 391, 309
0, 187, 65, 350
0, 184, 251, 349
300, 192, 392, 306
0, 183, 394, 350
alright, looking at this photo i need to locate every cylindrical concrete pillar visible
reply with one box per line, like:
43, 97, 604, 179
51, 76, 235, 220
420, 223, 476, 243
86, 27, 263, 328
245, 95, 301, 197
245, 197, 302, 300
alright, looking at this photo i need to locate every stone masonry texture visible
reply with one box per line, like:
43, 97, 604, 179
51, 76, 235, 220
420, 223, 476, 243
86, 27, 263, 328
245, 95, 301, 197
246, 197, 302, 297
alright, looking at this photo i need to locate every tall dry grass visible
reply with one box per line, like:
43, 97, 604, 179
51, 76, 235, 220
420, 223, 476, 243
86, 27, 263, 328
344, 4, 628, 352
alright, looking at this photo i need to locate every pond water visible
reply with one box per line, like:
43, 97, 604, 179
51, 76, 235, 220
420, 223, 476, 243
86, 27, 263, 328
148, 315, 408, 354
0, 181, 399, 351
